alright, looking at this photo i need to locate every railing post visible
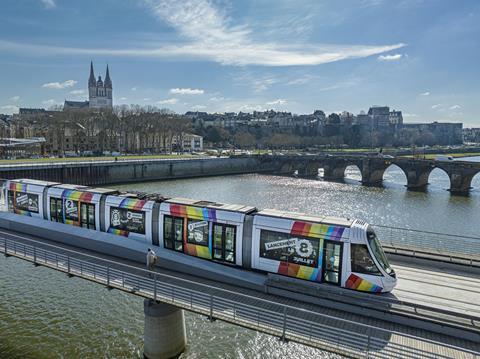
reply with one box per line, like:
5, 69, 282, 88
209, 294, 214, 321
281, 306, 288, 342
153, 275, 157, 301
106, 266, 110, 287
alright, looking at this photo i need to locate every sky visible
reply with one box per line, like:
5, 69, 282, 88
0, 0, 479, 126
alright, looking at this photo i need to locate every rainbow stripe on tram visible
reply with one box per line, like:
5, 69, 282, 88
291, 221, 345, 240
169, 204, 217, 221
345, 273, 383, 293
184, 243, 211, 259
278, 262, 322, 282
107, 228, 129, 237
10, 182, 27, 193
14, 209, 32, 217
119, 198, 147, 211
61, 190, 94, 203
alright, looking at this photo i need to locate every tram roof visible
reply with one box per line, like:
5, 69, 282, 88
50, 184, 119, 195
10, 178, 60, 186
257, 209, 354, 227
166, 197, 257, 214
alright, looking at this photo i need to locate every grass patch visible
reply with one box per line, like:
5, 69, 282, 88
0, 154, 198, 164
400, 153, 480, 159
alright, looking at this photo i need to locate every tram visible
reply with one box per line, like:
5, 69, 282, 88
3, 178, 397, 293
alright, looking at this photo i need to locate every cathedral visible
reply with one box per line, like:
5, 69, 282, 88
64, 62, 113, 110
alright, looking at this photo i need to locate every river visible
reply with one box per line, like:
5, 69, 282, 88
1, 157, 479, 358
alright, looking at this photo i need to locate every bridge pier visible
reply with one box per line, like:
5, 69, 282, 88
143, 299, 187, 359
297, 163, 319, 177
447, 171, 477, 196
323, 164, 346, 180
361, 159, 390, 186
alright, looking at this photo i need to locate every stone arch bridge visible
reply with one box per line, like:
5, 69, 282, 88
261, 155, 480, 195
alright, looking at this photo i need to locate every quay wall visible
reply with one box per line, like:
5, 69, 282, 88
0, 157, 271, 186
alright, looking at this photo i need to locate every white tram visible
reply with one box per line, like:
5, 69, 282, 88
3, 179, 397, 293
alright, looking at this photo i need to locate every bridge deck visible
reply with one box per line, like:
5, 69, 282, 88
1, 229, 479, 358
394, 262, 480, 318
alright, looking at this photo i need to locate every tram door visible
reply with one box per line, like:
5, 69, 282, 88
50, 198, 64, 223
212, 224, 236, 263
323, 240, 342, 285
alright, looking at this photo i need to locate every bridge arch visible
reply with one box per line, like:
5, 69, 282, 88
382, 164, 407, 187
344, 164, 363, 183
428, 167, 451, 190
471, 172, 480, 192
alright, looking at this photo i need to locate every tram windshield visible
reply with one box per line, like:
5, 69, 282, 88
366, 229, 394, 276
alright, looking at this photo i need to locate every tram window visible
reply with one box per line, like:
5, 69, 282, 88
187, 219, 209, 246
259, 230, 319, 268
164, 215, 184, 251
351, 244, 381, 275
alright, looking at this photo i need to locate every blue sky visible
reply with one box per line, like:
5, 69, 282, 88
0, 0, 479, 126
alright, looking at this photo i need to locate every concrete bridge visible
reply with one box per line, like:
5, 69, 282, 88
1, 155, 479, 195
1, 213, 480, 358
265, 155, 480, 195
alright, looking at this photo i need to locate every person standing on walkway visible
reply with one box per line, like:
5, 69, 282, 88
146, 248, 157, 275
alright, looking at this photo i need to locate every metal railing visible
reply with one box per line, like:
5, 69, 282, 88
1, 237, 478, 359
372, 224, 480, 265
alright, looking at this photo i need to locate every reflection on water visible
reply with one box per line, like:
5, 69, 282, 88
1, 157, 479, 358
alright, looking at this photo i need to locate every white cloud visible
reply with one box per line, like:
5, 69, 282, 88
69, 89, 85, 95
266, 99, 287, 105
41, 0, 56, 9
192, 105, 207, 110
239, 104, 265, 112
403, 113, 419, 118
157, 98, 178, 105
209, 96, 225, 102
431, 104, 442, 109
42, 80, 77, 89
131, 87, 138, 91
0, 1, 405, 67
143, 98, 151, 101
170, 88, 204, 95
449, 105, 461, 110
42, 99, 56, 106
9, 96, 20, 102
419, 91, 430, 96
378, 53, 403, 61
119, 97, 128, 101
1, 105, 19, 114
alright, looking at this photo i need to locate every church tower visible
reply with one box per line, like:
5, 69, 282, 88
88, 62, 113, 109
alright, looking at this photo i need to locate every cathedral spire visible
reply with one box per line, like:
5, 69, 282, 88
104, 64, 112, 89
88, 61, 96, 87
